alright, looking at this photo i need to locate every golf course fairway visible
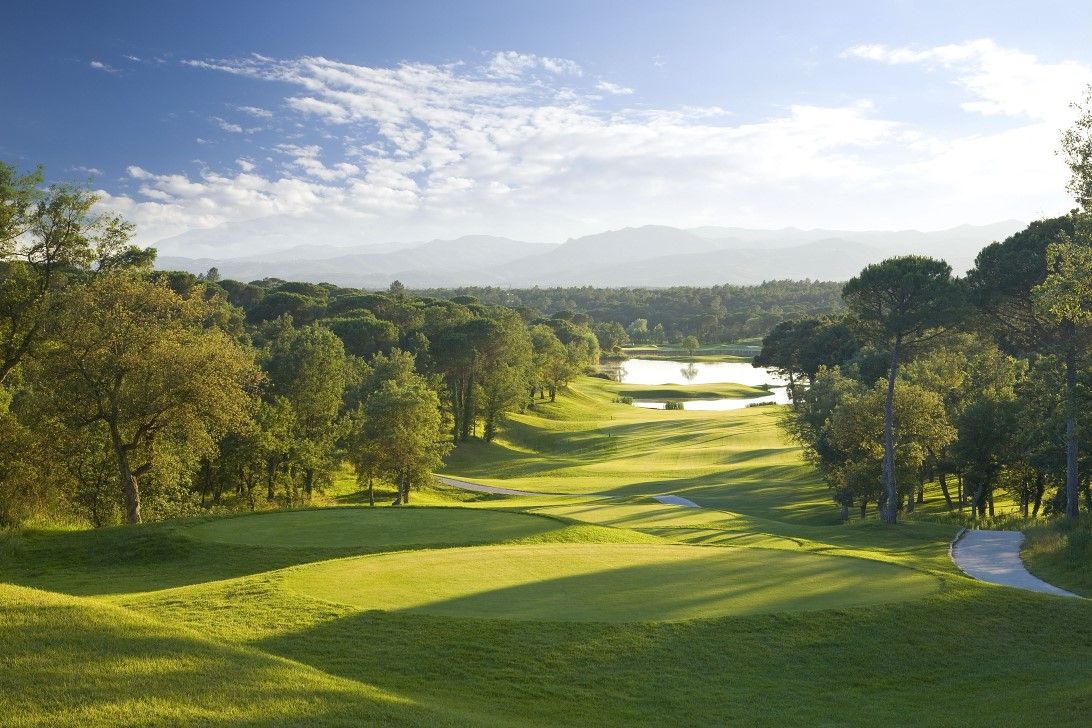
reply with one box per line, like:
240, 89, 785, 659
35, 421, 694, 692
283, 543, 940, 621
3, 375, 1090, 726
185, 507, 563, 549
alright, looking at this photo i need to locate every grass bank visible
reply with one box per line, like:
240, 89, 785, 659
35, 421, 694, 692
1022, 516, 1092, 597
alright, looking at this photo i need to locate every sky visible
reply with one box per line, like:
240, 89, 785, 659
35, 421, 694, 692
3, 0, 1092, 257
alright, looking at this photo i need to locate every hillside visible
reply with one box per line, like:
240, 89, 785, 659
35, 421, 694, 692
155, 221, 1025, 286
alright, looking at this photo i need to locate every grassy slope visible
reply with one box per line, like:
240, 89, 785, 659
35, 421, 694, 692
1021, 517, 1092, 597
603, 380, 769, 400
0, 583, 448, 727
442, 377, 837, 524
2, 374, 1090, 726
281, 543, 940, 621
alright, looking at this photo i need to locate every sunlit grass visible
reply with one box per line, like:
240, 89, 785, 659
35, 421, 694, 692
2, 373, 1090, 725
280, 543, 940, 621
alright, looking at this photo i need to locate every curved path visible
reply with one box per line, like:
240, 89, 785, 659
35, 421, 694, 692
435, 476, 700, 508
951, 530, 1077, 597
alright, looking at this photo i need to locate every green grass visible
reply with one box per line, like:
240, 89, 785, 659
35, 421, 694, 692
603, 380, 769, 400
0, 582, 447, 727
2, 373, 1090, 725
185, 507, 563, 549
282, 543, 940, 622
1022, 516, 1092, 597
442, 377, 834, 524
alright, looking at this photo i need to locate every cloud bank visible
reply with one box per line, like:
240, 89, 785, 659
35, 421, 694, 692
98, 42, 1090, 256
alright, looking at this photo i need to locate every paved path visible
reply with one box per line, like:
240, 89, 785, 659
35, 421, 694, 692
951, 529, 1078, 597
435, 476, 700, 508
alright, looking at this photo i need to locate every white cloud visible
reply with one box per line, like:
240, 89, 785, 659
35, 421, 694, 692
487, 51, 582, 78
596, 81, 634, 96
844, 38, 1090, 124
235, 105, 273, 118
89, 60, 118, 73
212, 117, 244, 133
100, 43, 1087, 255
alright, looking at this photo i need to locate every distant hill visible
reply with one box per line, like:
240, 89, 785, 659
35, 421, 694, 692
156, 221, 1026, 287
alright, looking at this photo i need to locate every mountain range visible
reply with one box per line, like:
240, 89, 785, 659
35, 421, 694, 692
155, 220, 1026, 288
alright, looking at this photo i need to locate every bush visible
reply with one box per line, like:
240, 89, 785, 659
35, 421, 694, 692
664, 401, 684, 410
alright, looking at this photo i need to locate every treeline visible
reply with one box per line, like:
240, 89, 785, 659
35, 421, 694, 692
757, 95, 1092, 526
418, 280, 844, 345
758, 213, 1091, 523
0, 164, 600, 527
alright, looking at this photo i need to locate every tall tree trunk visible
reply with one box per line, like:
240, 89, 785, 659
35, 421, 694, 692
1032, 474, 1045, 517
460, 377, 475, 441
368, 476, 375, 507
972, 482, 986, 518
881, 339, 901, 524
109, 424, 142, 525
938, 469, 953, 510
1064, 342, 1079, 519
117, 449, 142, 525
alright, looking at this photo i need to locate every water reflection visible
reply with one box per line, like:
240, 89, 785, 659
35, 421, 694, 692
602, 358, 791, 410
632, 398, 781, 411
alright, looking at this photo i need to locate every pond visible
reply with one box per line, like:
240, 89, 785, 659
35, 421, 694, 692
603, 358, 790, 411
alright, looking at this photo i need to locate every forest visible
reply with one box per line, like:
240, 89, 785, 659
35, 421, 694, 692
0, 165, 607, 526
420, 280, 844, 344
757, 213, 1091, 524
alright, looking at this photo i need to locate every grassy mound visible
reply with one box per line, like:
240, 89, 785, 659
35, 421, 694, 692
0, 583, 441, 727
282, 543, 940, 622
185, 506, 563, 549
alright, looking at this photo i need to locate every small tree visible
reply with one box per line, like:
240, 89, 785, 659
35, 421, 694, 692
682, 335, 699, 358
359, 378, 451, 505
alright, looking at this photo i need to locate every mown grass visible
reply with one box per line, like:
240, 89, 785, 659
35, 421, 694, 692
2, 373, 1090, 726
603, 380, 769, 400
281, 543, 940, 621
0, 582, 449, 727
442, 377, 835, 524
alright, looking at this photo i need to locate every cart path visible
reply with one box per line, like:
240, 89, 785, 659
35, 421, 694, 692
435, 476, 700, 508
951, 529, 1078, 597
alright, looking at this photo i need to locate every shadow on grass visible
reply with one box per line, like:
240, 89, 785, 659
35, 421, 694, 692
256, 584, 1092, 726
0, 583, 441, 726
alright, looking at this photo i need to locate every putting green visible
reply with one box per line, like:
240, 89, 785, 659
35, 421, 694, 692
283, 543, 940, 622
184, 507, 563, 549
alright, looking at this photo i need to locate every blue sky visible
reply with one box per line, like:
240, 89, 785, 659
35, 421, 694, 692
4, 0, 1092, 256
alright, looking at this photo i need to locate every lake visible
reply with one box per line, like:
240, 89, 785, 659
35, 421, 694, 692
604, 358, 790, 410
